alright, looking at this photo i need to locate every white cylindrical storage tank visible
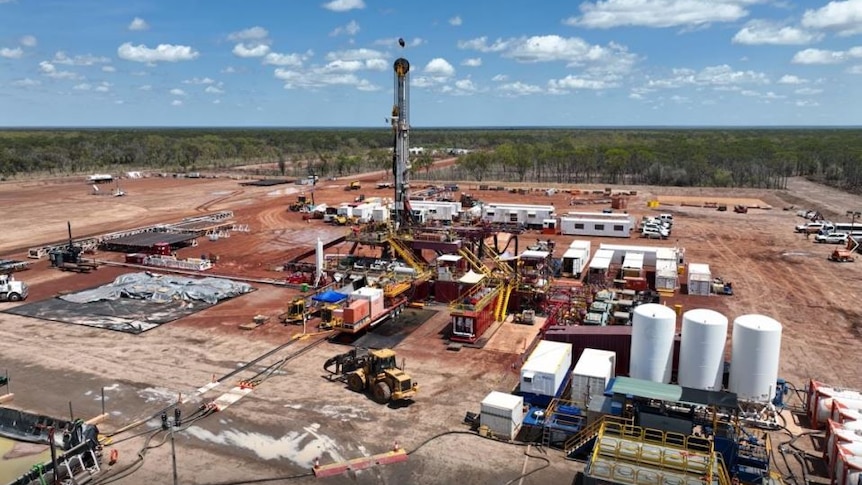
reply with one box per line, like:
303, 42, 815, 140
630, 303, 677, 384
729, 314, 782, 402
678, 309, 728, 391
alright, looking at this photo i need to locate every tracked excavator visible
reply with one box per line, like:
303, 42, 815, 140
324, 348, 418, 404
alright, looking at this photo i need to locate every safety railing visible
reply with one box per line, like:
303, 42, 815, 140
566, 415, 632, 456
457, 248, 494, 278
495, 282, 513, 322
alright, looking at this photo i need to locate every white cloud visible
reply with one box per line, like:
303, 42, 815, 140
115, 100, 124, 105
205, 85, 225, 94
498, 82, 542, 96
227, 26, 270, 42
424, 58, 455, 77
795, 87, 823, 95
491, 74, 508, 82
564, 0, 756, 29
330, 20, 360, 36
169, 88, 187, 96
102, 66, 116, 73
356, 79, 380, 91
95, 82, 111, 93
451, 79, 481, 95
38, 61, 81, 79
322, 0, 365, 12
449, 15, 463, 26
213, 99, 222, 104
128, 17, 149, 31
644, 64, 769, 90
325, 48, 384, 61
732, 20, 822, 45
850, 65, 862, 74
802, 0, 862, 37
73, 83, 92, 91
139, 84, 152, 91
19, 35, 37, 47
171, 99, 183, 106
263, 52, 307, 67
53, 51, 111, 66
233, 43, 270, 58
0, 47, 23, 59
274, 68, 377, 91
118, 43, 199, 63
778, 74, 808, 84
461, 57, 482, 67
12, 78, 40, 87
791, 47, 861, 64
183, 77, 215, 85
796, 100, 819, 107
548, 75, 617, 91
459, 35, 637, 76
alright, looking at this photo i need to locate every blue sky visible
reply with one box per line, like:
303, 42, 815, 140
2, 0, 862, 127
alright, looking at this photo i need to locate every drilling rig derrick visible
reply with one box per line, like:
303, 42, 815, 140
391, 56, 413, 232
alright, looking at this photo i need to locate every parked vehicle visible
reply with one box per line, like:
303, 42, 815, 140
641, 228, 667, 239
641, 223, 669, 237
815, 232, 849, 244
795, 221, 833, 233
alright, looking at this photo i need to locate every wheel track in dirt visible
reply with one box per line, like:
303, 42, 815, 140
195, 189, 245, 213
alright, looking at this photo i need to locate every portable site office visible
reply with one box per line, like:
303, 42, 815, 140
560, 216, 634, 238
481, 203, 556, 228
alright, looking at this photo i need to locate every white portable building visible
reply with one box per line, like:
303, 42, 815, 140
561, 247, 589, 278
482, 203, 556, 228
371, 206, 390, 223
520, 340, 573, 397
598, 244, 680, 267
409, 200, 460, 221
570, 239, 592, 253
336, 204, 353, 218
586, 249, 614, 283
687, 263, 712, 296
621, 252, 644, 277
566, 211, 632, 219
560, 216, 634, 238
480, 392, 525, 441
655, 258, 679, 291
351, 203, 379, 223
571, 349, 617, 408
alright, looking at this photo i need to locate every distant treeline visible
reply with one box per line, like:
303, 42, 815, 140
2, 128, 862, 191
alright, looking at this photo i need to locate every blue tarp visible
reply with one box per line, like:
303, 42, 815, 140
312, 289, 348, 304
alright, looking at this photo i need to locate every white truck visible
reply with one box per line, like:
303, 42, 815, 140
0, 274, 28, 302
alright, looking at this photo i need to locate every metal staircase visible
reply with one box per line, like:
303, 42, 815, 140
494, 282, 513, 322
458, 248, 493, 278
565, 416, 631, 457
388, 235, 430, 279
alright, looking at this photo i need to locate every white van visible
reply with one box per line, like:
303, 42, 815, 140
658, 214, 674, 226
795, 221, 833, 233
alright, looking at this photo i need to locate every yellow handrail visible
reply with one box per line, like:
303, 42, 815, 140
458, 248, 493, 277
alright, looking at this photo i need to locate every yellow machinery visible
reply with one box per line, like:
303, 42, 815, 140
279, 298, 308, 325
318, 304, 343, 329
324, 348, 418, 404
346, 181, 361, 191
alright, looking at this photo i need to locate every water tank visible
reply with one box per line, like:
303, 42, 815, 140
630, 303, 677, 384
678, 309, 728, 391
729, 314, 782, 402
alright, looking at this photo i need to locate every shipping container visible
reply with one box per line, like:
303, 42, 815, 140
343, 299, 370, 324
571, 349, 617, 408
561, 247, 589, 278
480, 391, 524, 441
351, 286, 384, 301
520, 341, 573, 397
543, 325, 681, 378
687, 263, 712, 296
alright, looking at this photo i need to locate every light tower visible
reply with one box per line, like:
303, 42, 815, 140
391, 55, 411, 231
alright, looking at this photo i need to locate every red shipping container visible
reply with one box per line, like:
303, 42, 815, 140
343, 299, 370, 324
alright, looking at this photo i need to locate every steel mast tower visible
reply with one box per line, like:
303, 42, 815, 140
391, 55, 412, 231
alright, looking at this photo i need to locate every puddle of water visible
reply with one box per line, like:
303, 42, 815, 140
0, 437, 52, 484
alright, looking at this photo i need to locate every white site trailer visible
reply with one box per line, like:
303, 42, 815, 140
409, 200, 461, 221
560, 215, 634, 238
351, 203, 379, 223
586, 249, 614, 283
561, 240, 592, 279
482, 203, 556, 229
